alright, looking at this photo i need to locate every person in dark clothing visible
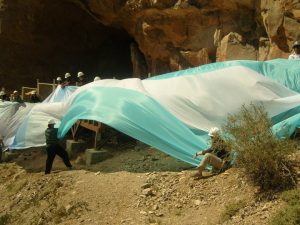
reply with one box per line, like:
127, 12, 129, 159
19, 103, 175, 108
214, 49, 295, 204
0, 88, 9, 101
192, 127, 231, 178
61, 73, 72, 88
56, 76, 62, 85
45, 119, 72, 174
11, 90, 24, 103
76, 71, 86, 86
29, 90, 41, 103
0, 135, 4, 162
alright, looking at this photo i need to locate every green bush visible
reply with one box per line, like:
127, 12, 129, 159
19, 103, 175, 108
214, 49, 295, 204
270, 189, 300, 225
220, 200, 246, 223
281, 189, 300, 206
0, 214, 10, 225
223, 104, 297, 191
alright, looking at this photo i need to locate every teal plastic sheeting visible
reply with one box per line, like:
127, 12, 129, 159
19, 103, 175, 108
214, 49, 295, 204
57, 59, 300, 166
58, 87, 207, 166
4, 59, 300, 167
149, 59, 300, 93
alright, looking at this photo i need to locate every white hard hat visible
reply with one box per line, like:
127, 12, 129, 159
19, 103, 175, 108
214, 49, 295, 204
48, 119, 56, 125
65, 73, 71, 79
13, 90, 18, 94
56, 76, 62, 81
77, 71, 84, 78
208, 127, 220, 137
94, 76, 101, 81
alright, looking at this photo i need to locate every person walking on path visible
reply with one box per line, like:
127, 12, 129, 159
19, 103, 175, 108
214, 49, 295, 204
45, 119, 72, 174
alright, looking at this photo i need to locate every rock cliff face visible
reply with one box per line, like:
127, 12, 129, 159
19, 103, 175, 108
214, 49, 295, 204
1, 0, 300, 90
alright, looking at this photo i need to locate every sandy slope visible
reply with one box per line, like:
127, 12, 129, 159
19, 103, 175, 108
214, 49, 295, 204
0, 146, 299, 225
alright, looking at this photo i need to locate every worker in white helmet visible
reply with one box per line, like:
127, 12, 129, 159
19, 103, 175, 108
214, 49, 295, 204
45, 118, 72, 174
94, 76, 101, 82
61, 73, 72, 88
56, 76, 62, 85
11, 90, 24, 103
192, 127, 231, 179
289, 40, 300, 60
76, 71, 86, 86
0, 87, 9, 101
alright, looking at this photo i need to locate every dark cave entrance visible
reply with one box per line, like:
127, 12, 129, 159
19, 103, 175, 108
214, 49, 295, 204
70, 30, 136, 81
0, 0, 150, 90
29, 0, 146, 84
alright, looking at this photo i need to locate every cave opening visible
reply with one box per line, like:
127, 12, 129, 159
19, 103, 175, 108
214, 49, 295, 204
1, 0, 143, 89
34, 0, 138, 83
68, 29, 136, 81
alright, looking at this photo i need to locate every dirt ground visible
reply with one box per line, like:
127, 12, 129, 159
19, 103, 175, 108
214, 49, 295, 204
0, 144, 299, 225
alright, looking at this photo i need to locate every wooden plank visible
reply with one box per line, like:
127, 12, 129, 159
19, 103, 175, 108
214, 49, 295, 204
79, 120, 101, 132
294, 127, 300, 139
71, 119, 102, 148
71, 121, 81, 139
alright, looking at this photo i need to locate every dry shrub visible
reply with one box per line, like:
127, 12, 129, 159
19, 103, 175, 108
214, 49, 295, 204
223, 104, 297, 191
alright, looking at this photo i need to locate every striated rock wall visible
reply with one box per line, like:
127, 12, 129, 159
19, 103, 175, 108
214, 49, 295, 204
1, 0, 300, 90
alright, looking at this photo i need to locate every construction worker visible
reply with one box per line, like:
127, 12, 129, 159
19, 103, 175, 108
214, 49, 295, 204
192, 127, 231, 179
61, 73, 72, 88
76, 71, 86, 86
0, 88, 9, 101
0, 135, 4, 162
45, 119, 72, 174
289, 41, 300, 59
94, 76, 101, 82
56, 76, 62, 85
29, 90, 41, 103
11, 90, 24, 103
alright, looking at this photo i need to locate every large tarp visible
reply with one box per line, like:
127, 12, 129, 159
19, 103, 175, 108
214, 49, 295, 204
42, 85, 77, 103
2, 59, 300, 166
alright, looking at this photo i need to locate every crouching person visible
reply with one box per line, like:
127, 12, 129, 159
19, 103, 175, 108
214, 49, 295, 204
192, 127, 231, 179
45, 119, 72, 174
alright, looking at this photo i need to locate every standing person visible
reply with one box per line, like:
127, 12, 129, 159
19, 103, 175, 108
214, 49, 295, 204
45, 119, 72, 174
289, 41, 300, 60
76, 71, 86, 86
61, 73, 72, 88
56, 76, 62, 85
11, 90, 24, 103
29, 90, 41, 103
94, 76, 101, 82
0, 88, 9, 101
192, 127, 231, 179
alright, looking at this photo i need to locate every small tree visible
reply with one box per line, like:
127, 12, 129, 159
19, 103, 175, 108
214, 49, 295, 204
223, 104, 297, 191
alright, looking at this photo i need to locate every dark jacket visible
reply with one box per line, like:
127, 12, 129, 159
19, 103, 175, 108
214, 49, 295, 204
1, 94, 10, 101
45, 128, 59, 147
203, 137, 230, 160
30, 94, 41, 103
13, 95, 24, 103
76, 78, 87, 87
